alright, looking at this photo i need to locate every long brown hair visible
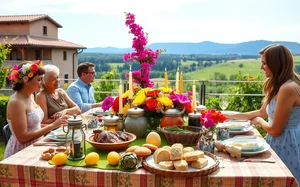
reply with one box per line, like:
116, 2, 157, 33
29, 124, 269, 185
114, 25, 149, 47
260, 44, 299, 103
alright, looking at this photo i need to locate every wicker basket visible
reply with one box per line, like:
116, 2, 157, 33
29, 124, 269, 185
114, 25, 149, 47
161, 126, 204, 146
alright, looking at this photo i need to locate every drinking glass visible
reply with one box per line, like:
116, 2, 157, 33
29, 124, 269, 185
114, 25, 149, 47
219, 94, 229, 111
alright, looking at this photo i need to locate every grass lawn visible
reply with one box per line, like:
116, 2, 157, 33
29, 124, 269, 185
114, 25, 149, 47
0, 141, 5, 161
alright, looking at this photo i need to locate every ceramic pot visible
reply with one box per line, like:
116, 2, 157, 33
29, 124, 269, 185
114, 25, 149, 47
124, 107, 147, 138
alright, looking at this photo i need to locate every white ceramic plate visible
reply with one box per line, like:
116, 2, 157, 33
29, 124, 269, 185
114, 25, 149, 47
217, 121, 250, 130
46, 128, 79, 142
222, 138, 270, 155
229, 125, 254, 135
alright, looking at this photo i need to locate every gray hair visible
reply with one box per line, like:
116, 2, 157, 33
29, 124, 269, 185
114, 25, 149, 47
43, 64, 60, 81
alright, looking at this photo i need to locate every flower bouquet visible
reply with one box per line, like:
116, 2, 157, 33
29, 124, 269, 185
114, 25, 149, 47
200, 109, 226, 136
102, 87, 193, 130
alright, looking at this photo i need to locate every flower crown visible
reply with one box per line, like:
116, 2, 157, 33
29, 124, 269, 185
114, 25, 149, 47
8, 60, 43, 84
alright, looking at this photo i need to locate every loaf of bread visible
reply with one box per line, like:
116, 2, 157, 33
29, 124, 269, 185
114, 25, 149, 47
153, 148, 171, 164
162, 146, 172, 152
158, 161, 174, 170
173, 160, 188, 171
170, 147, 182, 161
191, 157, 208, 169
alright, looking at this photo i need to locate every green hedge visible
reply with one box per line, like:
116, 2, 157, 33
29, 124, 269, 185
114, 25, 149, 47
0, 95, 9, 135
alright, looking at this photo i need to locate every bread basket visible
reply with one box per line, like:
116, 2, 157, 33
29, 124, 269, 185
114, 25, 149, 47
161, 126, 204, 146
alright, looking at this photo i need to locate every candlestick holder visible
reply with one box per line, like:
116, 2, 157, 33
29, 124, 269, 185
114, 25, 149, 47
118, 113, 124, 131
128, 98, 133, 108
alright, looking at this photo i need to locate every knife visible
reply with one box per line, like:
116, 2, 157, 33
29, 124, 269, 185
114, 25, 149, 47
33, 142, 65, 146
243, 158, 275, 163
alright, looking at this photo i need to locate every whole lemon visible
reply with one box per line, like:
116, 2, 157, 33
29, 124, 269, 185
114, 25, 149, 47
107, 151, 120, 166
85, 152, 99, 165
52, 153, 68, 166
146, 132, 161, 147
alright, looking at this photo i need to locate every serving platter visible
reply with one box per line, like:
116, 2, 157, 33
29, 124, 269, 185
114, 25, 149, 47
142, 151, 219, 177
87, 132, 136, 151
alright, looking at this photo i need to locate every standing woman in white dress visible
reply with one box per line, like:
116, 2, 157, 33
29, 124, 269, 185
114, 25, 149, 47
4, 61, 69, 158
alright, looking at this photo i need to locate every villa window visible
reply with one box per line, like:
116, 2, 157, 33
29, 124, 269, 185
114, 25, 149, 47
63, 51, 67, 60
43, 26, 47, 35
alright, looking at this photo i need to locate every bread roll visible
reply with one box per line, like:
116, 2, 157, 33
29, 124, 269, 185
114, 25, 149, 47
170, 147, 182, 161
153, 148, 171, 163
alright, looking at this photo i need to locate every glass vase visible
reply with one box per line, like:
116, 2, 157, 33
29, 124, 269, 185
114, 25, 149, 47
198, 131, 215, 154
146, 117, 161, 132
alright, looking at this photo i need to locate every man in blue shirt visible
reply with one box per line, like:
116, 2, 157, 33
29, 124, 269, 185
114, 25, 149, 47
67, 62, 102, 113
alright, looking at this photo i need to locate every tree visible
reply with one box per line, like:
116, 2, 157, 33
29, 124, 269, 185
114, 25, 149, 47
0, 37, 13, 88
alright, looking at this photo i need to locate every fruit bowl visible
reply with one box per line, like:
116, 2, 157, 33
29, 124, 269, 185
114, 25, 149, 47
87, 132, 136, 151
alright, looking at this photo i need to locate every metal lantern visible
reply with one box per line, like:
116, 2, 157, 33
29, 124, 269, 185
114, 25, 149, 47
63, 115, 87, 161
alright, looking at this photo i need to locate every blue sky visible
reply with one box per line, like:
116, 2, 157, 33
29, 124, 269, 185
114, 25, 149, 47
2, 0, 300, 48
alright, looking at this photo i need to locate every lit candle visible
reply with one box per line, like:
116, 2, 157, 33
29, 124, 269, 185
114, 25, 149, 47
192, 80, 196, 111
128, 65, 133, 99
164, 67, 168, 88
179, 71, 183, 94
119, 79, 123, 114
175, 67, 179, 92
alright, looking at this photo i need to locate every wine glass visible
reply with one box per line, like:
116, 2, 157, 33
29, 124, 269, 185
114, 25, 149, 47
219, 94, 229, 111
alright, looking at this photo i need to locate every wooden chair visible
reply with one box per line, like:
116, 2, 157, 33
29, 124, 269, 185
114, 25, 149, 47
2, 124, 11, 146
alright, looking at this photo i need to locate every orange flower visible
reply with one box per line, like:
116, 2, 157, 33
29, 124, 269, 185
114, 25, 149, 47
28, 72, 34, 78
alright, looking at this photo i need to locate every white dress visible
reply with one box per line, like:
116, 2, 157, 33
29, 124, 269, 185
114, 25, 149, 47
4, 107, 44, 158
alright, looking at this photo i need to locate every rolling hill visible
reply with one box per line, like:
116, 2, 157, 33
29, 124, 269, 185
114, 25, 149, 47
84, 40, 300, 55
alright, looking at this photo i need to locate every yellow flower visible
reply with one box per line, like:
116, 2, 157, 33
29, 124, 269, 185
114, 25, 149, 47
123, 103, 130, 116
123, 91, 129, 98
158, 87, 171, 93
132, 93, 146, 106
157, 96, 173, 107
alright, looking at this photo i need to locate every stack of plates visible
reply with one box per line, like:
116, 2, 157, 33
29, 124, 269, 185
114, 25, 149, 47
217, 121, 253, 134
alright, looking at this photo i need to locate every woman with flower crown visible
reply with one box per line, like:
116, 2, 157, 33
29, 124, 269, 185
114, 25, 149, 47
4, 61, 69, 158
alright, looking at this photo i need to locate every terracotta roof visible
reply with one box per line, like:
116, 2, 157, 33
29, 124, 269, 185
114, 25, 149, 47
0, 14, 62, 28
0, 35, 86, 49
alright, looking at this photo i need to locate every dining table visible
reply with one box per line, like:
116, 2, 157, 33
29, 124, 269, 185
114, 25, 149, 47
0, 111, 299, 187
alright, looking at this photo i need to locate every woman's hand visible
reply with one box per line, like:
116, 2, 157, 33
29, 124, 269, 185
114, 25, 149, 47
52, 111, 67, 120
250, 117, 264, 126
53, 115, 70, 129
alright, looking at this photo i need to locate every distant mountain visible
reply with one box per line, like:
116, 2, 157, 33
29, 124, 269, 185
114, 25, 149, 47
83, 40, 300, 55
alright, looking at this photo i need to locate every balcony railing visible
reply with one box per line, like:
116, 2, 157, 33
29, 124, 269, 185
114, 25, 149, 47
59, 79, 265, 105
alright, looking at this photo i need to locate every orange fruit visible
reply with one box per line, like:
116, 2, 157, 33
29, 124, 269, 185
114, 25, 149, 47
85, 152, 100, 165
52, 153, 68, 166
107, 151, 120, 166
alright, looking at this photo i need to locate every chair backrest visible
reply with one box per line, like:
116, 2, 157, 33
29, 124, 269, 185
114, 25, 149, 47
2, 124, 11, 146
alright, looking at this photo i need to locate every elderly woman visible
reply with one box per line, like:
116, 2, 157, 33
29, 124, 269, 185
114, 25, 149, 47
36, 64, 81, 124
5, 61, 69, 158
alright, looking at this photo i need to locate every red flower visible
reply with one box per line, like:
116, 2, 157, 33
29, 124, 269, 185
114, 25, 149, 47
146, 90, 160, 98
112, 96, 120, 112
184, 103, 193, 114
31, 64, 38, 71
145, 98, 158, 112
